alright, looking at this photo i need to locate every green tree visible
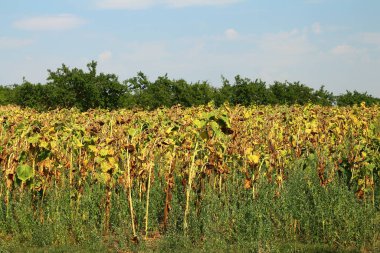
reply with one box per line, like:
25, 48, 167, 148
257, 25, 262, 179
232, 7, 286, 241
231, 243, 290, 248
147, 74, 175, 108
170, 79, 193, 107
46, 61, 126, 110
312, 86, 334, 106
3, 61, 380, 110
214, 76, 234, 106
124, 74, 217, 109
336, 90, 380, 106
270, 81, 315, 105
0, 85, 16, 105
13, 82, 48, 110
124, 72, 151, 109
230, 76, 272, 106
187, 81, 217, 106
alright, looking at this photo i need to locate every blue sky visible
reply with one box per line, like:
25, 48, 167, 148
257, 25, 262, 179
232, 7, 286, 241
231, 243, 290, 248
1, 0, 380, 97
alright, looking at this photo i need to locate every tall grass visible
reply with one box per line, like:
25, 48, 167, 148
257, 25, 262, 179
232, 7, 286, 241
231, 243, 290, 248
0, 156, 379, 252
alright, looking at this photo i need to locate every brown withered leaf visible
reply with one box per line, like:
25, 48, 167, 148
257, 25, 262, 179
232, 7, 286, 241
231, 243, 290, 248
244, 178, 252, 189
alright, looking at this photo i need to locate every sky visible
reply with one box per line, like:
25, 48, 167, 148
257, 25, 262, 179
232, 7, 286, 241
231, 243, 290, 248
1, 0, 380, 97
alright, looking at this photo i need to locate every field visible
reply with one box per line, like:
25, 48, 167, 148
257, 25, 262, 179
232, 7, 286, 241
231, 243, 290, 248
0, 103, 379, 252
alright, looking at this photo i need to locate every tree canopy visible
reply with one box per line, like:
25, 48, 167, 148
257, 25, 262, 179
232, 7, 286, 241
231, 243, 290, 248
1, 61, 379, 111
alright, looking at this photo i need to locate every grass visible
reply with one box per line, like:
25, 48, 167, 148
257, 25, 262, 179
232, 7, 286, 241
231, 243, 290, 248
0, 156, 379, 252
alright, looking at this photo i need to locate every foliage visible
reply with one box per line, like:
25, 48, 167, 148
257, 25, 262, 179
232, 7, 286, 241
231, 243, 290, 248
0, 85, 15, 106
13, 82, 48, 111
337, 90, 380, 106
230, 75, 272, 106
270, 81, 316, 105
0, 104, 379, 251
0, 61, 379, 111
45, 61, 127, 110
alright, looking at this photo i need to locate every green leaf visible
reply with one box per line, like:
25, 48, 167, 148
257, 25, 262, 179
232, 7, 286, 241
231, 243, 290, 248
101, 161, 112, 172
128, 128, 139, 138
99, 148, 109, 157
95, 172, 110, 184
209, 121, 219, 133
88, 145, 98, 153
218, 115, 231, 129
40, 141, 49, 149
16, 164, 34, 182
193, 119, 206, 129
73, 136, 84, 148
18, 151, 28, 163
27, 134, 40, 144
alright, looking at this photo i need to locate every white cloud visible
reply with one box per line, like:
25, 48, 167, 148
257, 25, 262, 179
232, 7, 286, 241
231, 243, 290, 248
100, 28, 318, 86
258, 29, 315, 56
96, 0, 242, 9
359, 33, 380, 46
0, 37, 34, 49
329, 44, 371, 68
96, 0, 155, 10
331, 44, 360, 55
239, 29, 318, 82
13, 14, 86, 31
165, 0, 242, 8
224, 28, 239, 40
312, 22, 322, 34
98, 51, 113, 61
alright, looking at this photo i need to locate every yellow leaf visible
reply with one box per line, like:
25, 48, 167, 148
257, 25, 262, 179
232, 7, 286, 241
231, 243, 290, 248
247, 154, 260, 164
245, 147, 253, 156
50, 141, 58, 149
101, 161, 112, 172
166, 127, 172, 134
40, 141, 49, 149
108, 156, 117, 167
88, 145, 98, 153
99, 148, 108, 157
108, 148, 115, 156
73, 136, 84, 148
94, 156, 104, 164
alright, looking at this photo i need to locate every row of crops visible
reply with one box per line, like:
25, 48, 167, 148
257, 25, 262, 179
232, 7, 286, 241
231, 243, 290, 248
0, 104, 379, 250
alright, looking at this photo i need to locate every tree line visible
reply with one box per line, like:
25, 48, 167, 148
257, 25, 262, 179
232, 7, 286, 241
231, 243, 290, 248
0, 61, 379, 111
